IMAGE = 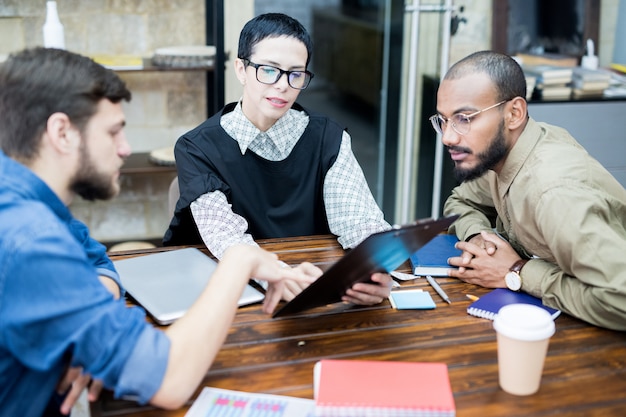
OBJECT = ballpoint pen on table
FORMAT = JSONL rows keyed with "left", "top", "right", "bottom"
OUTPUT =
{"left": 425, "top": 275, "right": 451, "bottom": 304}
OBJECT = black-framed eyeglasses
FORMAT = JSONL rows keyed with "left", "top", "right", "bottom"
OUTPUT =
{"left": 429, "top": 100, "right": 509, "bottom": 136}
{"left": 242, "top": 58, "right": 314, "bottom": 90}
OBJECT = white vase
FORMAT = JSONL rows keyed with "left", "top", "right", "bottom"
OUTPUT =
{"left": 43, "top": 1, "right": 65, "bottom": 49}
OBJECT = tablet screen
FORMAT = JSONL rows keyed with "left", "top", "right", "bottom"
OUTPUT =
{"left": 272, "top": 215, "right": 459, "bottom": 317}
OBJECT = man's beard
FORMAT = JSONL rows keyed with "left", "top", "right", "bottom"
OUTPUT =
{"left": 451, "top": 121, "right": 507, "bottom": 182}
{"left": 70, "top": 142, "right": 118, "bottom": 201}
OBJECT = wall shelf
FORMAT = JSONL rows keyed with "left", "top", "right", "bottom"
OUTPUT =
{"left": 120, "top": 152, "right": 176, "bottom": 175}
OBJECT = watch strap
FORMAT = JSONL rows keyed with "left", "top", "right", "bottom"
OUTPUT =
{"left": 510, "top": 259, "right": 529, "bottom": 274}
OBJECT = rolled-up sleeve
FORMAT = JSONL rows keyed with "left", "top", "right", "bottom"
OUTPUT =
{"left": 114, "top": 326, "right": 170, "bottom": 403}
{"left": 1, "top": 215, "right": 170, "bottom": 404}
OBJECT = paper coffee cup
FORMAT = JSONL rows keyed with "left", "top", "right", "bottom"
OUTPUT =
{"left": 493, "top": 303, "right": 555, "bottom": 396}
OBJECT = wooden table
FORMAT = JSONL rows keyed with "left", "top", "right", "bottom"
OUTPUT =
{"left": 93, "top": 235, "right": 626, "bottom": 417}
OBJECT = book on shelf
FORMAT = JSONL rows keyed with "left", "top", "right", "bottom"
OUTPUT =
{"left": 408, "top": 234, "right": 461, "bottom": 277}
{"left": 604, "top": 68, "right": 626, "bottom": 97}
{"left": 603, "top": 86, "right": 626, "bottom": 98}
{"left": 524, "top": 65, "right": 574, "bottom": 85}
{"left": 515, "top": 52, "right": 578, "bottom": 68}
{"left": 572, "top": 67, "right": 612, "bottom": 82}
{"left": 467, "top": 288, "right": 561, "bottom": 321}
{"left": 607, "top": 67, "right": 626, "bottom": 86}
{"left": 572, "top": 88, "right": 605, "bottom": 98}
{"left": 90, "top": 54, "right": 146, "bottom": 70}
{"left": 571, "top": 67, "right": 611, "bottom": 93}
{"left": 314, "top": 359, "right": 456, "bottom": 417}
{"left": 536, "top": 85, "right": 572, "bottom": 100}
{"left": 572, "top": 79, "right": 610, "bottom": 91}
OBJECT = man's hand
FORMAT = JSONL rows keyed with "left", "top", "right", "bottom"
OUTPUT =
{"left": 456, "top": 233, "right": 498, "bottom": 273}
{"left": 342, "top": 272, "right": 392, "bottom": 305}
{"left": 272, "top": 262, "right": 322, "bottom": 301}
{"left": 56, "top": 367, "right": 103, "bottom": 415}
{"left": 264, "top": 262, "right": 321, "bottom": 312}
{"left": 268, "top": 264, "right": 392, "bottom": 307}
{"left": 447, "top": 231, "right": 521, "bottom": 288}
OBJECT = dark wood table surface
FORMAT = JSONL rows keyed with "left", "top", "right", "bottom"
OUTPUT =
{"left": 93, "top": 235, "right": 626, "bottom": 417}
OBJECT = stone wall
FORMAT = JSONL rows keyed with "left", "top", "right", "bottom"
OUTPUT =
{"left": 0, "top": 0, "right": 208, "bottom": 245}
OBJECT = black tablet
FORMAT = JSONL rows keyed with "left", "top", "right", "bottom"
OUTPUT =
{"left": 272, "top": 215, "right": 459, "bottom": 317}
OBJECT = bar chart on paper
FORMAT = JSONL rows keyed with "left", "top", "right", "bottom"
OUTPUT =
{"left": 185, "top": 387, "right": 316, "bottom": 417}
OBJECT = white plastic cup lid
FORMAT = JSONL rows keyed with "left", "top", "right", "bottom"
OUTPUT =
{"left": 493, "top": 304, "right": 555, "bottom": 341}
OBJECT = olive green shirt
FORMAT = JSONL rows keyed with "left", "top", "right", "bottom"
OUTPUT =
{"left": 444, "top": 118, "right": 626, "bottom": 331}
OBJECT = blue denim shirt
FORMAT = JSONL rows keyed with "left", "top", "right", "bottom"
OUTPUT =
{"left": 0, "top": 152, "right": 170, "bottom": 416}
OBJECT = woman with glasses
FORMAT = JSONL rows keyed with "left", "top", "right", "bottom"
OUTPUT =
{"left": 165, "top": 13, "right": 392, "bottom": 306}
{"left": 438, "top": 51, "right": 626, "bottom": 331}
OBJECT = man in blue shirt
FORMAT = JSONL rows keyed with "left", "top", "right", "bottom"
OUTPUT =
{"left": 0, "top": 47, "right": 311, "bottom": 417}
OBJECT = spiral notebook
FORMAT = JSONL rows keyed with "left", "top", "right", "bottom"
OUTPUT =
{"left": 467, "top": 288, "right": 561, "bottom": 320}
{"left": 314, "top": 359, "right": 455, "bottom": 417}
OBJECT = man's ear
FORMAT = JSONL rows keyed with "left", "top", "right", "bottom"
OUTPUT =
{"left": 45, "top": 112, "right": 79, "bottom": 154}
{"left": 506, "top": 97, "right": 528, "bottom": 130}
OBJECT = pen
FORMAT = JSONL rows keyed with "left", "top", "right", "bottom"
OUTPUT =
{"left": 390, "top": 270, "right": 416, "bottom": 281}
{"left": 426, "top": 275, "right": 451, "bottom": 304}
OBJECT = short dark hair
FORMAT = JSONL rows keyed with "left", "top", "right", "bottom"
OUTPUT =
{"left": 444, "top": 51, "right": 527, "bottom": 102}
{"left": 0, "top": 47, "right": 131, "bottom": 162}
{"left": 237, "top": 13, "right": 313, "bottom": 67}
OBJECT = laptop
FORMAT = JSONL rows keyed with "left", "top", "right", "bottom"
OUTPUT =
{"left": 272, "top": 215, "right": 459, "bottom": 318}
{"left": 114, "top": 248, "right": 265, "bottom": 325}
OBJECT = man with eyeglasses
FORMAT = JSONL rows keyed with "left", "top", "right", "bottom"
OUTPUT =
{"left": 165, "top": 13, "right": 392, "bottom": 305}
{"left": 435, "top": 50, "right": 626, "bottom": 331}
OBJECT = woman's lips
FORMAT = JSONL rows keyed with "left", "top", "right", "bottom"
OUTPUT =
{"left": 267, "top": 97, "right": 288, "bottom": 108}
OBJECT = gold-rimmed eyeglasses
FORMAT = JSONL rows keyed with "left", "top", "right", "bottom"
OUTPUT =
{"left": 242, "top": 58, "right": 314, "bottom": 90}
{"left": 429, "top": 100, "right": 509, "bottom": 136}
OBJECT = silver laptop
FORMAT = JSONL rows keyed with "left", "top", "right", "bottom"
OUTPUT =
{"left": 114, "top": 248, "right": 265, "bottom": 325}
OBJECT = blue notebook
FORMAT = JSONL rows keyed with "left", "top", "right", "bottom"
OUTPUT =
{"left": 467, "top": 288, "right": 561, "bottom": 320}
{"left": 409, "top": 234, "right": 462, "bottom": 277}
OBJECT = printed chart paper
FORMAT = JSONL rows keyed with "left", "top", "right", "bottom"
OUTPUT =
{"left": 185, "top": 386, "right": 315, "bottom": 417}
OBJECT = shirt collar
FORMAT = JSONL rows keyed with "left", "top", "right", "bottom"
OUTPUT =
{"left": 266, "top": 108, "right": 302, "bottom": 154}
{"left": 496, "top": 117, "right": 542, "bottom": 197}
{"left": 0, "top": 150, "right": 74, "bottom": 222}
{"left": 220, "top": 101, "right": 260, "bottom": 154}
{"left": 221, "top": 100, "right": 308, "bottom": 156}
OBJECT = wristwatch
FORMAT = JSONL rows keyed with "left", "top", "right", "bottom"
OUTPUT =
{"left": 504, "top": 259, "right": 528, "bottom": 291}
